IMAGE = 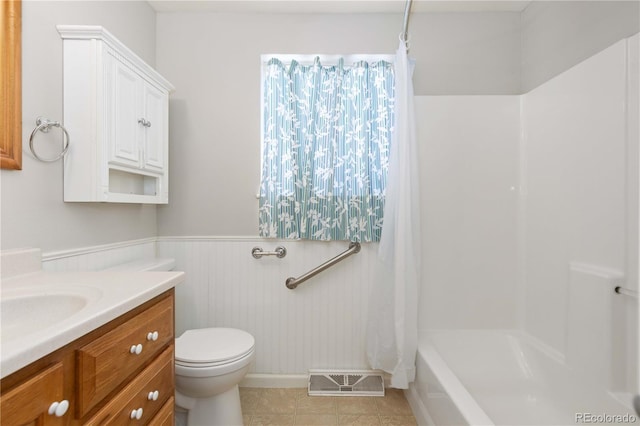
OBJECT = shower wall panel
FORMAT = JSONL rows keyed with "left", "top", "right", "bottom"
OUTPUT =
{"left": 522, "top": 39, "right": 628, "bottom": 354}
{"left": 415, "top": 96, "right": 521, "bottom": 331}
{"left": 522, "top": 34, "right": 638, "bottom": 393}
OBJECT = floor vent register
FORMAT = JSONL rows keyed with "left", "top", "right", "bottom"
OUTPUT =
{"left": 308, "top": 370, "right": 385, "bottom": 396}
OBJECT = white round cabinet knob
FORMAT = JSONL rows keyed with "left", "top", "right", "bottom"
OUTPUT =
{"left": 147, "top": 390, "right": 159, "bottom": 401}
{"left": 146, "top": 331, "right": 159, "bottom": 341}
{"left": 48, "top": 400, "right": 69, "bottom": 417}
{"left": 129, "top": 343, "right": 143, "bottom": 355}
{"left": 130, "top": 407, "right": 143, "bottom": 420}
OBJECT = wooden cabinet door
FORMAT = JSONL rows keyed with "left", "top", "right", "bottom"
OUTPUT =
{"left": 150, "top": 397, "right": 175, "bottom": 426}
{"left": 0, "top": 363, "right": 67, "bottom": 426}
{"left": 142, "top": 81, "right": 167, "bottom": 173}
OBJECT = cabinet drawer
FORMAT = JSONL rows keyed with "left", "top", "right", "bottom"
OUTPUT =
{"left": 0, "top": 363, "right": 66, "bottom": 426}
{"left": 149, "top": 396, "right": 174, "bottom": 426}
{"left": 77, "top": 296, "right": 173, "bottom": 416}
{"left": 85, "top": 346, "right": 174, "bottom": 425}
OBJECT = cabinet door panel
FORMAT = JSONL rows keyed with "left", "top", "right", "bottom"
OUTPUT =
{"left": 151, "top": 396, "right": 175, "bottom": 425}
{"left": 110, "top": 58, "right": 141, "bottom": 168}
{"left": 0, "top": 363, "right": 66, "bottom": 426}
{"left": 143, "top": 82, "right": 166, "bottom": 172}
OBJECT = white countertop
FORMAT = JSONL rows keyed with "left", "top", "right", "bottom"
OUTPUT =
{"left": 1, "top": 269, "right": 184, "bottom": 378}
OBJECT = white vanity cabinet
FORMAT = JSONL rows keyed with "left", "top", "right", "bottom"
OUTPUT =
{"left": 58, "top": 25, "right": 174, "bottom": 204}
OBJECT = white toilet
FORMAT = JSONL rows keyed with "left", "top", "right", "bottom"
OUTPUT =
{"left": 105, "top": 258, "right": 255, "bottom": 426}
{"left": 175, "top": 327, "right": 255, "bottom": 426}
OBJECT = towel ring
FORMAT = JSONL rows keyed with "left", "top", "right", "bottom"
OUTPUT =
{"left": 29, "top": 117, "right": 70, "bottom": 162}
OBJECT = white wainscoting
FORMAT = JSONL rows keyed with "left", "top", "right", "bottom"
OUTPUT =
{"left": 157, "top": 237, "right": 378, "bottom": 375}
{"left": 38, "top": 236, "right": 378, "bottom": 375}
{"left": 41, "top": 238, "right": 156, "bottom": 272}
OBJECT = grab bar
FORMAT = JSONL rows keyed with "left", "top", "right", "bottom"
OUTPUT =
{"left": 252, "top": 246, "right": 287, "bottom": 259}
{"left": 286, "top": 242, "right": 361, "bottom": 289}
{"left": 614, "top": 286, "right": 639, "bottom": 298}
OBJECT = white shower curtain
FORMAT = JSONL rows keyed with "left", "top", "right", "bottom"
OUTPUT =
{"left": 366, "top": 40, "right": 421, "bottom": 389}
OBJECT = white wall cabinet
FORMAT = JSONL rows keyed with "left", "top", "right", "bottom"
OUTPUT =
{"left": 58, "top": 25, "right": 174, "bottom": 204}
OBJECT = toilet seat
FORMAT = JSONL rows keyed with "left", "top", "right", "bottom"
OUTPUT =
{"left": 175, "top": 348, "right": 255, "bottom": 373}
{"left": 176, "top": 327, "right": 255, "bottom": 368}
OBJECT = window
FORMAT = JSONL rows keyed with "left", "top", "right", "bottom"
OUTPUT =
{"left": 259, "top": 55, "right": 395, "bottom": 242}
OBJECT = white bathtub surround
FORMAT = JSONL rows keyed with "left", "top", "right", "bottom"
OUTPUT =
{"left": 522, "top": 37, "right": 628, "bottom": 353}
{"left": 566, "top": 263, "right": 625, "bottom": 390}
{"left": 408, "top": 32, "right": 640, "bottom": 425}
{"left": 367, "top": 40, "right": 422, "bottom": 390}
{"left": 408, "top": 330, "right": 636, "bottom": 426}
{"left": 625, "top": 32, "right": 640, "bottom": 399}
{"left": 521, "top": 33, "right": 639, "bottom": 393}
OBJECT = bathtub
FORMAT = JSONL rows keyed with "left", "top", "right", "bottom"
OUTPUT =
{"left": 406, "top": 330, "right": 636, "bottom": 425}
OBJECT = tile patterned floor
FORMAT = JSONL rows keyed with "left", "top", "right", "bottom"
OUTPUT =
{"left": 239, "top": 388, "right": 417, "bottom": 426}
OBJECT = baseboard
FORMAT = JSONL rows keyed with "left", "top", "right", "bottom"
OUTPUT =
{"left": 240, "top": 373, "right": 308, "bottom": 388}
{"left": 239, "top": 372, "right": 395, "bottom": 389}
{"left": 405, "top": 384, "right": 434, "bottom": 426}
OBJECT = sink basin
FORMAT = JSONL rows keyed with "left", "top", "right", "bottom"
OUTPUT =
{"left": 1, "top": 286, "right": 102, "bottom": 341}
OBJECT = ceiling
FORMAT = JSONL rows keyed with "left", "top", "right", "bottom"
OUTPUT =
{"left": 148, "top": 0, "right": 533, "bottom": 14}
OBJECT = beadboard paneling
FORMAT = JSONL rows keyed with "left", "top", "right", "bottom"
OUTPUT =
{"left": 157, "top": 238, "right": 378, "bottom": 375}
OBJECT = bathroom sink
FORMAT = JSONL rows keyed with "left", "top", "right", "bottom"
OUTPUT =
{"left": 1, "top": 286, "right": 102, "bottom": 341}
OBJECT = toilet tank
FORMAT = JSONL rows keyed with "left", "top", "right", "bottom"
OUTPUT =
{"left": 103, "top": 258, "right": 176, "bottom": 272}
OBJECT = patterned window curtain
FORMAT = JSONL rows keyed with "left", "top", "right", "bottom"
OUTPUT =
{"left": 259, "top": 57, "right": 395, "bottom": 242}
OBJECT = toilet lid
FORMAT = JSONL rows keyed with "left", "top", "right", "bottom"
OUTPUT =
{"left": 175, "top": 327, "right": 255, "bottom": 364}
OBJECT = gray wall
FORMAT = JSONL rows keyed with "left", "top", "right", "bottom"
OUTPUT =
{"left": 408, "top": 12, "right": 522, "bottom": 95}
{"left": 155, "top": 11, "right": 522, "bottom": 237}
{"left": 0, "top": 1, "right": 158, "bottom": 252}
{"left": 2, "top": 1, "right": 638, "bottom": 251}
{"left": 521, "top": 1, "right": 640, "bottom": 92}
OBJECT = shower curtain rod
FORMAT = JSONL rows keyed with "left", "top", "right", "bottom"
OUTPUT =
{"left": 401, "top": 0, "right": 413, "bottom": 50}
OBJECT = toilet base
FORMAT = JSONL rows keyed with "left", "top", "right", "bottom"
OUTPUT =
{"left": 183, "top": 384, "right": 243, "bottom": 426}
